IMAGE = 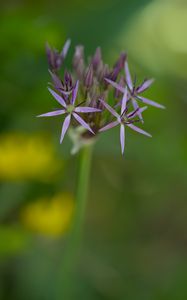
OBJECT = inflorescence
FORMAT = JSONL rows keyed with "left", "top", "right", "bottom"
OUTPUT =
{"left": 37, "top": 39, "right": 165, "bottom": 155}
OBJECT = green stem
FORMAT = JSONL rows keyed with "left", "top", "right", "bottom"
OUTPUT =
{"left": 57, "top": 145, "right": 93, "bottom": 299}
{"left": 71, "top": 144, "right": 93, "bottom": 246}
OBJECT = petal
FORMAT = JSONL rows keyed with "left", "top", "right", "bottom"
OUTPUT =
{"left": 49, "top": 70, "right": 63, "bottom": 89}
{"left": 99, "top": 99, "right": 119, "bottom": 119}
{"left": 60, "top": 39, "right": 71, "bottom": 58}
{"left": 127, "top": 106, "right": 147, "bottom": 119}
{"left": 104, "top": 78, "right": 125, "bottom": 93}
{"left": 120, "top": 124, "right": 125, "bottom": 155}
{"left": 37, "top": 109, "right": 66, "bottom": 117}
{"left": 99, "top": 120, "right": 119, "bottom": 132}
{"left": 127, "top": 123, "right": 152, "bottom": 137}
{"left": 125, "top": 62, "right": 133, "bottom": 91}
{"left": 60, "top": 114, "right": 71, "bottom": 143}
{"left": 136, "top": 78, "right": 154, "bottom": 93}
{"left": 73, "top": 113, "right": 94, "bottom": 134}
{"left": 48, "top": 87, "right": 67, "bottom": 108}
{"left": 46, "top": 43, "right": 53, "bottom": 67}
{"left": 132, "top": 99, "right": 144, "bottom": 123}
{"left": 137, "top": 96, "right": 165, "bottom": 109}
{"left": 71, "top": 81, "right": 79, "bottom": 105}
{"left": 121, "top": 87, "right": 128, "bottom": 115}
{"left": 74, "top": 107, "right": 101, "bottom": 113}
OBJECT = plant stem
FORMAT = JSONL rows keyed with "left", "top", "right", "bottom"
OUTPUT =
{"left": 57, "top": 144, "right": 93, "bottom": 299}
{"left": 72, "top": 144, "right": 93, "bottom": 247}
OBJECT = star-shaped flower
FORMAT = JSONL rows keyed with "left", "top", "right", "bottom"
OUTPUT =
{"left": 105, "top": 61, "right": 165, "bottom": 122}
{"left": 99, "top": 88, "right": 151, "bottom": 154}
{"left": 37, "top": 81, "right": 101, "bottom": 143}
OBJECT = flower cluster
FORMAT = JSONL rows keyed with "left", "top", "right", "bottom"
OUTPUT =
{"left": 38, "top": 39, "right": 165, "bottom": 155}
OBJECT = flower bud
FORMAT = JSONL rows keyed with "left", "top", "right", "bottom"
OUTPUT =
{"left": 84, "top": 64, "right": 94, "bottom": 88}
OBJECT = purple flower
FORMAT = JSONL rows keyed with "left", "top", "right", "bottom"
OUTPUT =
{"left": 37, "top": 81, "right": 101, "bottom": 143}
{"left": 39, "top": 40, "right": 165, "bottom": 155}
{"left": 46, "top": 39, "right": 71, "bottom": 71}
{"left": 105, "top": 61, "right": 165, "bottom": 122}
{"left": 99, "top": 88, "right": 151, "bottom": 154}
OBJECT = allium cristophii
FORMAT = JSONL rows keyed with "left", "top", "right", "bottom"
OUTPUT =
{"left": 38, "top": 39, "right": 165, "bottom": 155}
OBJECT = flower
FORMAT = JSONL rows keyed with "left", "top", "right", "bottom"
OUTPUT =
{"left": 37, "top": 39, "right": 165, "bottom": 156}
{"left": 37, "top": 81, "right": 101, "bottom": 143}
{"left": 99, "top": 88, "right": 151, "bottom": 154}
{"left": 105, "top": 61, "right": 165, "bottom": 122}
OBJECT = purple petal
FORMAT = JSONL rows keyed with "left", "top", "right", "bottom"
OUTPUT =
{"left": 46, "top": 43, "right": 53, "bottom": 68}
{"left": 99, "top": 120, "right": 119, "bottom": 132}
{"left": 73, "top": 113, "right": 94, "bottom": 135}
{"left": 37, "top": 109, "right": 66, "bottom": 117}
{"left": 127, "top": 106, "right": 147, "bottom": 119}
{"left": 114, "top": 52, "right": 127, "bottom": 71}
{"left": 125, "top": 62, "right": 133, "bottom": 91}
{"left": 71, "top": 81, "right": 79, "bottom": 105}
{"left": 60, "top": 114, "right": 71, "bottom": 143}
{"left": 48, "top": 88, "right": 67, "bottom": 108}
{"left": 137, "top": 96, "right": 165, "bottom": 109}
{"left": 49, "top": 70, "right": 63, "bottom": 90}
{"left": 74, "top": 107, "right": 101, "bottom": 113}
{"left": 136, "top": 79, "right": 154, "bottom": 93}
{"left": 127, "top": 123, "right": 152, "bottom": 137}
{"left": 99, "top": 99, "right": 119, "bottom": 119}
{"left": 60, "top": 39, "right": 71, "bottom": 58}
{"left": 115, "top": 76, "right": 125, "bottom": 98}
{"left": 121, "top": 87, "right": 128, "bottom": 115}
{"left": 132, "top": 99, "right": 144, "bottom": 123}
{"left": 120, "top": 124, "right": 125, "bottom": 155}
{"left": 104, "top": 78, "right": 125, "bottom": 93}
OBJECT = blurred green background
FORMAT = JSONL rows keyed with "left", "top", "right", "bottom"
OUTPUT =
{"left": 0, "top": 0, "right": 187, "bottom": 299}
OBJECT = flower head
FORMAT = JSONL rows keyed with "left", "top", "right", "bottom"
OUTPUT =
{"left": 37, "top": 39, "right": 165, "bottom": 155}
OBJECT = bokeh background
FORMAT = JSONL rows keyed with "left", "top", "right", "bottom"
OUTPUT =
{"left": 1, "top": 0, "right": 187, "bottom": 299}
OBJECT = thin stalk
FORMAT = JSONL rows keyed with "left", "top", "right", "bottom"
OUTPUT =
{"left": 57, "top": 144, "right": 93, "bottom": 299}
{"left": 71, "top": 144, "right": 93, "bottom": 246}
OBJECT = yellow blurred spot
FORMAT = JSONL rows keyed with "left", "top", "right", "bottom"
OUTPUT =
{"left": 0, "top": 133, "right": 61, "bottom": 181}
{"left": 21, "top": 193, "right": 74, "bottom": 237}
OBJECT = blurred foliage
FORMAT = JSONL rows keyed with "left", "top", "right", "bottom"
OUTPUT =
{"left": 0, "top": 0, "right": 187, "bottom": 299}
{"left": 0, "top": 226, "right": 30, "bottom": 257}
{"left": 120, "top": 0, "right": 187, "bottom": 79}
